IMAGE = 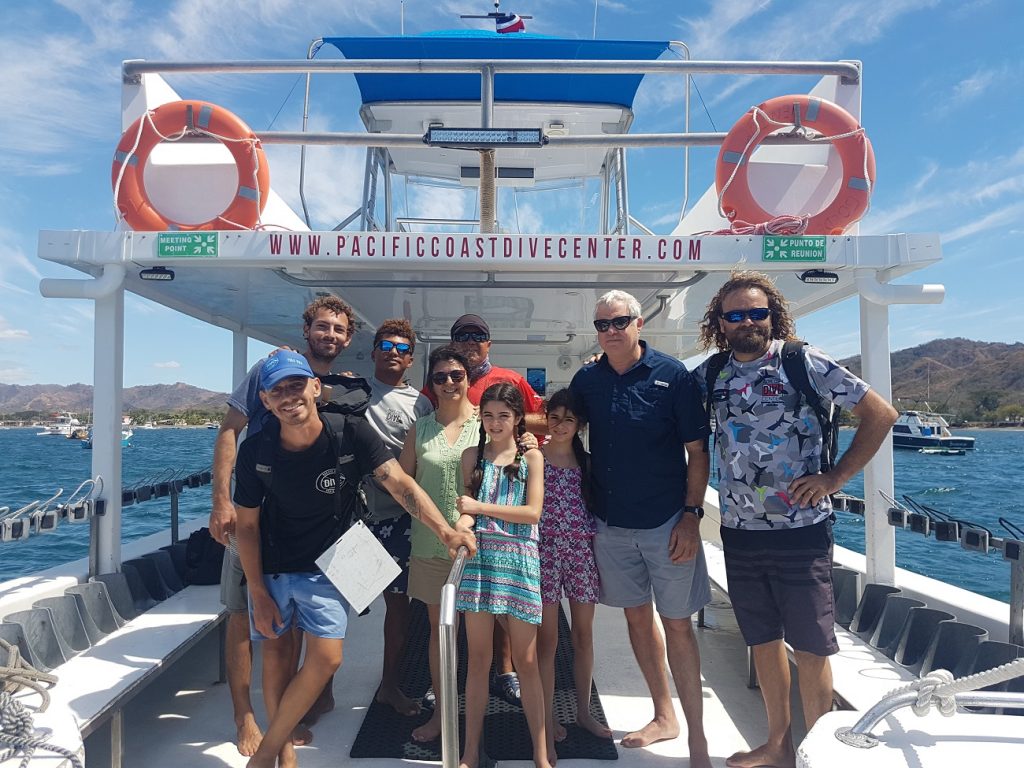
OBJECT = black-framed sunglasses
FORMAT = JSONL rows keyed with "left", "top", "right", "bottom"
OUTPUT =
{"left": 593, "top": 315, "right": 636, "bottom": 333}
{"left": 721, "top": 307, "right": 771, "bottom": 324}
{"left": 452, "top": 331, "right": 490, "bottom": 343}
{"left": 376, "top": 340, "right": 412, "bottom": 354}
{"left": 431, "top": 369, "right": 468, "bottom": 385}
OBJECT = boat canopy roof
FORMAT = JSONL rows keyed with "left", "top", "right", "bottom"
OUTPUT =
{"left": 321, "top": 32, "right": 670, "bottom": 107}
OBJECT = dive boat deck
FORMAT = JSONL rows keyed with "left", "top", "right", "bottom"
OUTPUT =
{"left": 84, "top": 583, "right": 794, "bottom": 768}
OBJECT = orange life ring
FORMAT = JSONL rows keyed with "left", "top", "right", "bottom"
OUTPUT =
{"left": 111, "top": 100, "right": 270, "bottom": 231}
{"left": 715, "top": 95, "right": 875, "bottom": 235}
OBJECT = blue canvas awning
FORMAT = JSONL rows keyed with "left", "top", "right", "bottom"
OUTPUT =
{"left": 322, "top": 32, "right": 670, "bottom": 108}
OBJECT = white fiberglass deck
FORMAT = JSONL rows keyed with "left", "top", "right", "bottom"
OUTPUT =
{"left": 91, "top": 585, "right": 794, "bottom": 768}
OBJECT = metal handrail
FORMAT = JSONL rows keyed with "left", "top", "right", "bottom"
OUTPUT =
{"left": 439, "top": 546, "right": 469, "bottom": 768}
{"left": 123, "top": 58, "right": 861, "bottom": 80}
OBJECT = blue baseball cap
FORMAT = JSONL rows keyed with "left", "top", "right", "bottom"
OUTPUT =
{"left": 260, "top": 350, "right": 316, "bottom": 391}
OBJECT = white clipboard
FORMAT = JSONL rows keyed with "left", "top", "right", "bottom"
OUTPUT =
{"left": 315, "top": 520, "right": 401, "bottom": 614}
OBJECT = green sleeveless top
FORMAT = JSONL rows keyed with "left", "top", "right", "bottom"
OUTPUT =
{"left": 411, "top": 413, "right": 481, "bottom": 559}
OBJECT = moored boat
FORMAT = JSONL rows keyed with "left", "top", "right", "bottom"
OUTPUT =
{"left": 35, "top": 412, "right": 82, "bottom": 437}
{"left": 893, "top": 410, "right": 976, "bottom": 450}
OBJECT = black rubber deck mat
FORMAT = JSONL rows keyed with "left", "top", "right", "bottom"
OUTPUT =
{"left": 349, "top": 599, "right": 618, "bottom": 760}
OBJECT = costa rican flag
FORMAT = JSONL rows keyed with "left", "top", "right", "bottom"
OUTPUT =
{"left": 495, "top": 13, "right": 526, "bottom": 33}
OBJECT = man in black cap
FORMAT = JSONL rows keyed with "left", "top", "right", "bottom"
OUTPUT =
{"left": 431, "top": 313, "right": 545, "bottom": 433}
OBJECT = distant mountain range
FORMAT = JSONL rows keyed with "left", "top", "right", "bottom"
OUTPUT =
{"left": 0, "top": 382, "right": 227, "bottom": 414}
{"left": 0, "top": 338, "right": 1020, "bottom": 418}
{"left": 840, "top": 337, "right": 1024, "bottom": 419}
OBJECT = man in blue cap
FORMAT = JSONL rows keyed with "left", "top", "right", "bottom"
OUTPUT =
{"left": 211, "top": 295, "right": 354, "bottom": 754}
{"left": 234, "top": 350, "right": 476, "bottom": 768}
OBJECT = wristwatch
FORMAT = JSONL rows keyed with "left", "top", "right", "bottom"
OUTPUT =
{"left": 683, "top": 505, "right": 705, "bottom": 519}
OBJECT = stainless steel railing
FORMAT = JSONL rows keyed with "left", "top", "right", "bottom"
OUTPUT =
{"left": 439, "top": 545, "right": 469, "bottom": 768}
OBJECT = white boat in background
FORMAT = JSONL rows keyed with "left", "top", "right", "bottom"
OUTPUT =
{"left": 5, "top": 5, "right": 1021, "bottom": 767}
{"left": 35, "top": 411, "right": 81, "bottom": 437}
{"left": 893, "top": 410, "right": 976, "bottom": 450}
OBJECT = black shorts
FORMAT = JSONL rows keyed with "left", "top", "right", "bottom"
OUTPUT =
{"left": 721, "top": 520, "right": 838, "bottom": 656}
{"left": 366, "top": 515, "right": 412, "bottom": 595}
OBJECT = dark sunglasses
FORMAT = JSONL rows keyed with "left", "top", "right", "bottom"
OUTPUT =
{"left": 452, "top": 331, "right": 490, "bottom": 343}
{"left": 593, "top": 315, "right": 636, "bottom": 333}
{"left": 376, "top": 340, "right": 412, "bottom": 354}
{"left": 721, "top": 307, "right": 771, "bottom": 323}
{"left": 431, "top": 369, "right": 467, "bottom": 385}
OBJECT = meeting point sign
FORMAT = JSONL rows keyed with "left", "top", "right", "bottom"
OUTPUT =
{"left": 264, "top": 232, "right": 705, "bottom": 263}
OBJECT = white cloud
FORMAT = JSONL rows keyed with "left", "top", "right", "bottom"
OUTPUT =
{"left": 0, "top": 315, "right": 30, "bottom": 341}
{"left": 942, "top": 201, "right": 1024, "bottom": 244}
{"left": 0, "top": 362, "right": 33, "bottom": 383}
{"left": 153, "top": 360, "right": 181, "bottom": 369}
{"left": 864, "top": 144, "right": 1024, "bottom": 237}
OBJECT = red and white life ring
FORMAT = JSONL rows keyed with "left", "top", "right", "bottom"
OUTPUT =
{"left": 111, "top": 100, "right": 270, "bottom": 231}
{"left": 715, "top": 95, "right": 876, "bottom": 235}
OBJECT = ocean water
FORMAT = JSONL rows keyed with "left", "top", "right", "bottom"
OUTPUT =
{"left": 1, "top": 426, "right": 1020, "bottom": 602}
{"left": 0, "top": 427, "right": 216, "bottom": 582}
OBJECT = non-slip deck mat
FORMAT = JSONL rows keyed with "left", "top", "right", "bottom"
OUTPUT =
{"left": 349, "top": 599, "right": 618, "bottom": 760}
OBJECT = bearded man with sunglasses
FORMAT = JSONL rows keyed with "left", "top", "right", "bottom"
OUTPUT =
{"left": 362, "top": 319, "right": 435, "bottom": 717}
{"left": 569, "top": 290, "right": 713, "bottom": 766}
{"left": 695, "top": 271, "right": 896, "bottom": 768}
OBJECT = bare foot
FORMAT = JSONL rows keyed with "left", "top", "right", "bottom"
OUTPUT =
{"left": 726, "top": 741, "right": 796, "bottom": 768}
{"left": 235, "top": 714, "right": 263, "bottom": 756}
{"left": 576, "top": 711, "right": 612, "bottom": 740}
{"left": 687, "top": 738, "right": 713, "bottom": 768}
{"left": 412, "top": 713, "right": 442, "bottom": 743}
{"left": 301, "top": 685, "right": 336, "bottom": 726}
{"left": 458, "top": 753, "right": 479, "bottom": 768}
{"left": 377, "top": 685, "right": 422, "bottom": 717}
{"left": 554, "top": 722, "right": 567, "bottom": 742}
{"left": 620, "top": 716, "right": 679, "bottom": 748}
{"left": 277, "top": 742, "right": 298, "bottom": 768}
{"left": 291, "top": 723, "right": 313, "bottom": 746}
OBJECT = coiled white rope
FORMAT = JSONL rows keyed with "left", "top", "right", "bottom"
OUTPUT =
{"left": 884, "top": 656, "right": 1024, "bottom": 718}
{"left": 0, "top": 639, "right": 82, "bottom": 768}
{"left": 715, "top": 104, "right": 872, "bottom": 233}
{"left": 112, "top": 107, "right": 265, "bottom": 231}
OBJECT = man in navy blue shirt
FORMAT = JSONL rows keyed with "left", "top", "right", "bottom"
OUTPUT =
{"left": 570, "top": 289, "right": 712, "bottom": 767}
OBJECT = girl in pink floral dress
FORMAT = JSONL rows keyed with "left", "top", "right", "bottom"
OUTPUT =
{"left": 537, "top": 388, "right": 611, "bottom": 752}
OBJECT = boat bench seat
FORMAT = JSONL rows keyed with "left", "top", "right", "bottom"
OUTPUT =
{"left": 700, "top": 541, "right": 917, "bottom": 710}
{"left": 47, "top": 583, "right": 226, "bottom": 767}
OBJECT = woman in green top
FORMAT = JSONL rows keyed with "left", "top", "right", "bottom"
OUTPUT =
{"left": 400, "top": 345, "right": 479, "bottom": 743}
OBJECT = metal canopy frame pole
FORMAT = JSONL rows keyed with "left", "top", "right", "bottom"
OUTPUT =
{"left": 859, "top": 294, "right": 896, "bottom": 586}
{"left": 856, "top": 268, "right": 945, "bottom": 587}
{"left": 93, "top": 285, "right": 126, "bottom": 575}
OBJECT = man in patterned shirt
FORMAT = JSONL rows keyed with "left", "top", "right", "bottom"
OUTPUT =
{"left": 695, "top": 271, "right": 897, "bottom": 768}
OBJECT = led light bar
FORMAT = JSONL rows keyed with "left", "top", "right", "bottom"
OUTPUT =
{"left": 424, "top": 127, "right": 545, "bottom": 148}
{"left": 798, "top": 269, "right": 840, "bottom": 284}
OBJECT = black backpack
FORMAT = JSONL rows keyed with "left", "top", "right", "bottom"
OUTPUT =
{"left": 254, "top": 381, "right": 372, "bottom": 571}
{"left": 184, "top": 527, "right": 225, "bottom": 585}
{"left": 703, "top": 340, "right": 841, "bottom": 472}
{"left": 319, "top": 373, "right": 372, "bottom": 417}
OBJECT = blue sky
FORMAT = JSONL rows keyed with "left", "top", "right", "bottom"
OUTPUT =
{"left": 1, "top": 0, "right": 1021, "bottom": 393}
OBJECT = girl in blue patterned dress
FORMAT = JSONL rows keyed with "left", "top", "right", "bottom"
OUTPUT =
{"left": 455, "top": 383, "right": 549, "bottom": 768}
{"left": 536, "top": 389, "right": 611, "bottom": 752}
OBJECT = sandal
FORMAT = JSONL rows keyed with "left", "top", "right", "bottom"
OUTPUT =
{"left": 490, "top": 672, "right": 521, "bottom": 706}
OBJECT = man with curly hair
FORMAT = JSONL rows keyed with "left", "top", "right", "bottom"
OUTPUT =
{"left": 362, "top": 318, "right": 434, "bottom": 716}
{"left": 695, "top": 271, "right": 896, "bottom": 768}
{"left": 210, "top": 295, "right": 356, "bottom": 755}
